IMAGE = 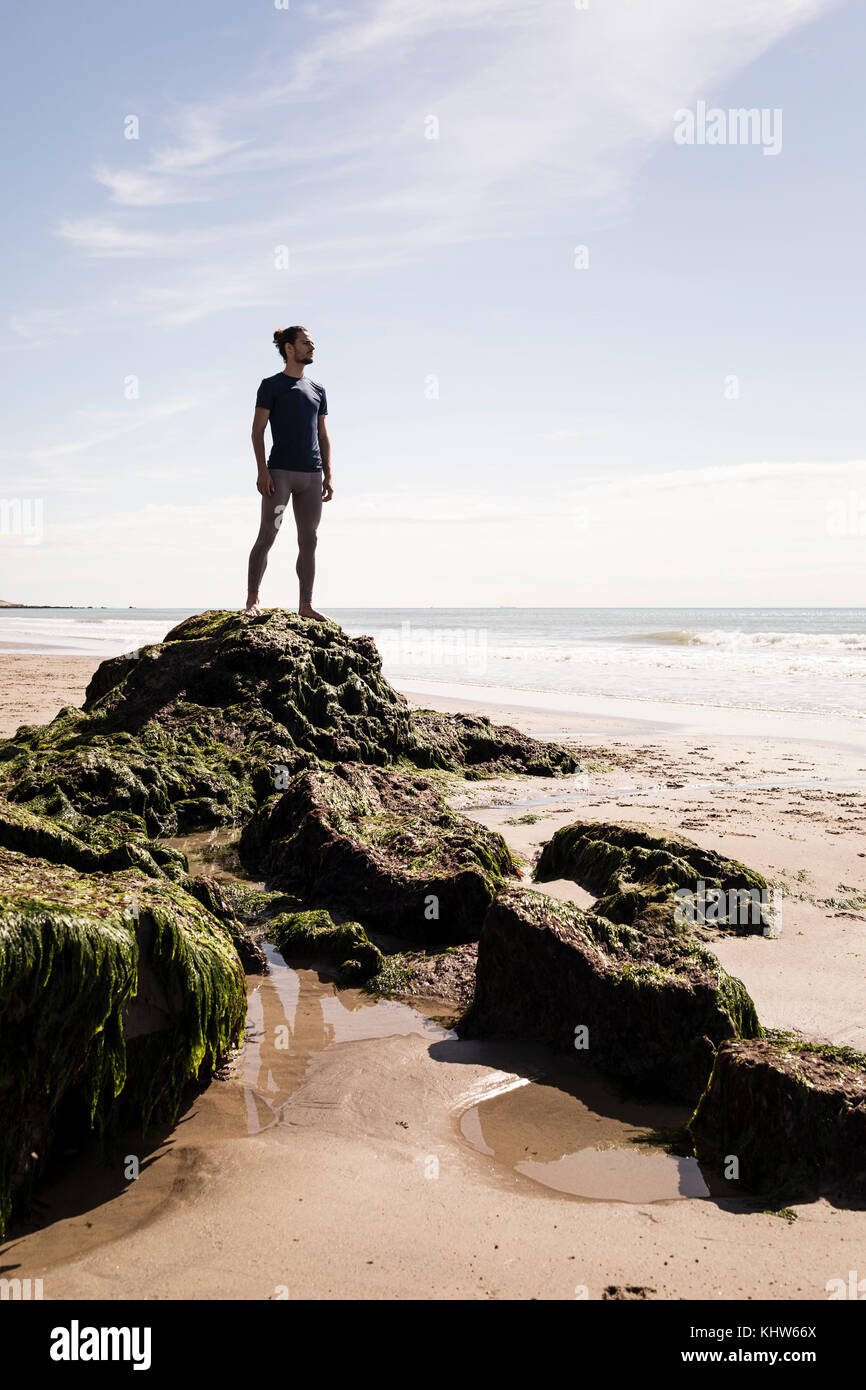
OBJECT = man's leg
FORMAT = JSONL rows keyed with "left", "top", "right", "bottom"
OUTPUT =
{"left": 245, "top": 470, "right": 292, "bottom": 615}
{"left": 292, "top": 471, "right": 325, "bottom": 619}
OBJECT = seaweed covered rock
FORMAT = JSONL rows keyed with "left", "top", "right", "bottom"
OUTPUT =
{"left": 0, "top": 610, "right": 578, "bottom": 840}
{"left": 239, "top": 763, "right": 520, "bottom": 944}
{"left": 268, "top": 908, "right": 383, "bottom": 982}
{"left": 0, "top": 794, "right": 187, "bottom": 882}
{"left": 535, "top": 819, "right": 776, "bottom": 936}
{"left": 0, "top": 796, "right": 263, "bottom": 971}
{"left": 409, "top": 710, "right": 578, "bottom": 777}
{"left": 183, "top": 874, "right": 268, "bottom": 974}
{"left": 689, "top": 1038, "right": 866, "bottom": 1197}
{"left": 458, "top": 886, "right": 761, "bottom": 1102}
{"left": 0, "top": 846, "right": 247, "bottom": 1233}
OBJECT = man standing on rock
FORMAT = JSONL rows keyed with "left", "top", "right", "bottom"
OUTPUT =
{"left": 245, "top": 325, "right": 333, "bottom": 620}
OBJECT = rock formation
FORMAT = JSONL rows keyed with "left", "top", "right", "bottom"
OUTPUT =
{"left": 0, "top": 845, "right": 246, "bottom": 1232}
{"left": 458, "top": 885, "right": 761, "bottom": 1103}
{"left": 240, "top": 762, "right": 520, "bottom": 944}
{"left": 689, "top": 1037, "right": 866, "bottom": 1197}
{"left": 2, "top": 606, "right": 854, "bottom": 1217}
{"left": 535, "top": 819, "right": 775, "bottom": 935}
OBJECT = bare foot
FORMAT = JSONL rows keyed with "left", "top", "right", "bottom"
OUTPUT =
{"left": 299, "top": 602, "right": 328, "bottom": 621}
{"left": 244, "top": 598, "right": 262, "bottom": 617}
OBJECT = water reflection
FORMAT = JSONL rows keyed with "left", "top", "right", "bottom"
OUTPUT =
{"left": 241, "top": 945, "right": 454, "bottom": 1133}
{"left": 458, "top": 1070, "right": 716, "bottom": 1203}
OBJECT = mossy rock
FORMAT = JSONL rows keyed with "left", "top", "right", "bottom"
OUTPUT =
{"left": 458, "top": 886, "right": 762, "bottom": 1103}
{"left": 407, "top": 709, "right": 579, "bottom": 777}
{"left": 361, "top": 952, "right": 417, "bottom": 998}
{"left": 220, "top": 885, "right": 304, "bottom": 923}
{"left": 688, "top": 1037, "right": 866, "bottom": 1198}
{"left": 0, "top": 611, "right": 579, "bottom": 841}
{"left": 534, "top": 820, "right": 775, "bottom": 936}
{"left": 183, "top": 875, "right": 267, "bottom": 974}
{"left": 239, "top": 763, "right": 521, "bottom": 944}
{"left": 0, "top": 846, "right": 247, "bottom": 1234}
{"left": 0, "top": 794, "right": 187, "bottom": 882}
{"left": 268, "top": 908, "right": 383, "bottom": 982}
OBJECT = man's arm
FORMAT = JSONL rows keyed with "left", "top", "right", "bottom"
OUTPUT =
{"left": 318, "top": 414, "right": 333, "bottom": 502}
{"left": 252, "top": 407, "right": 274, "bottom": 497}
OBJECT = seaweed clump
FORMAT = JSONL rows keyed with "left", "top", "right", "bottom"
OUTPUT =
{"left": 267, "top": 908, "right": 383, "bottom": 983}
{"left": 0, "top": 845, "right": 246, "bottom": 1234}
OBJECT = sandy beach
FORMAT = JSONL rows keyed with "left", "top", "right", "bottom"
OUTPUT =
{"left": 2, "top": 654, "right": 864, "bottom": 1300}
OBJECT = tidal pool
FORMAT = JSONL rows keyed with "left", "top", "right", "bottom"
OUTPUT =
{"left": 456, "top": 1067, "right": 727, "bottom": 1203}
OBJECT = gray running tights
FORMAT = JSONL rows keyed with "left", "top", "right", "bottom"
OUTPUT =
{"left": 247, "top": 469, "right": 323, "bottom": 604}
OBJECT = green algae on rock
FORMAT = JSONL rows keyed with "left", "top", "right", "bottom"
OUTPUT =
{"left": 0, "top": 793, "right": 188, "bottom": 882}
{"left": 182, "top": 873, "right": 268, "bottom": 975}
{"left": 268, "top": 908, "right": 383, "bottom": 982}
{"left": 0, "top": 610, "right": 578, "bottom": 841}
{"left": 458, "top": 886, "right": 762, "bottom": 1103}
{"left": 0, "top": 846, "right": 247, "bottom": 1234}
{"left": 688, "top": 1036, "right": 866, "bottom": 1198}
{"left": 0, "top": 794, "right": 264, "bottom": 972}
{"left": 240, "top": 762, "right": 521, "bottom": 944}
{"left": 408, "top": 709, "right": 579, "bottom": 777}
{"left": 534, "top": 819, "right": 776, "bottom": 936}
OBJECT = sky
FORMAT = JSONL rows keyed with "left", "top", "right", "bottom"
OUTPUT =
{"left": 0, "top": 0, "right": 864, "bottom": 608}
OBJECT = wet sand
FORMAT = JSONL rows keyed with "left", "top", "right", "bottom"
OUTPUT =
{"left": 1, "top": 656, "right": 865, "bottom": 1299}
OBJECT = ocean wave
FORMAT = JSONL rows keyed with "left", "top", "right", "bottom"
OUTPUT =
{"left": 631, "top": 630, "right": 696, "bottom": 645}
{"left": 636, "top": 629, "right": 866, "bottom": 652}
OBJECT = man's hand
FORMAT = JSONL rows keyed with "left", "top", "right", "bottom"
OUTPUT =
{"left": 257, "top": 470, "right": 275, "bottom": 498}
{"left": 322, "top": 475, "right": 334, "bottom": 502}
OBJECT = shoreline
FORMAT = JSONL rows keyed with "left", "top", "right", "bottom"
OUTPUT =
{"left": 1, "top": 652, "right": 864, "bottom": 748}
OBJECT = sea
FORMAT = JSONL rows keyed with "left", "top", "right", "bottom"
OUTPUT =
{"left": 0, "top": 607, "right": 863, "bottom": 721}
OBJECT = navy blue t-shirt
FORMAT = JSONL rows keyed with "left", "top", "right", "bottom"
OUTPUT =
{"left": 255, "top": 373, "right": 328, "bottom": 472}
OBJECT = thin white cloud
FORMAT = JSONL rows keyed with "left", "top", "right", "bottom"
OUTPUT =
{"left": 7, "top": 307, "right": 82, "bottom": 344}
{"left": 0, "top": 398, "right": 200, "bottom": 476}
{"left": 58, "top": 220, "right": 181, "bottom": 258}
{"left": 149, "top": 111, "right": 249, "bottom": 173}
{"left": 94, "top": 167, "right": 214, "bottom": 209}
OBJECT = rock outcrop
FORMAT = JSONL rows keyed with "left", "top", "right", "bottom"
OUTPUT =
{"left": 535, "top": 819, "right": 776, "bottom": 935}
{"left": 408, "top": 709, "right": 580, "bottom": 777}
{"left": 689, "top": 1037, "right": 866, "bottom": 1197}
{"left": 458, "top": 886, "right": 761, "bottom": 1102}
{"left": 0, "top": 846, "right": 247, "bottom": 1232}
{"left": 267, "top": 908, "right": 384, "bottom": 983}
{"left": 0, "top": 793, "right": 188, "bottom": 881}
{"left": 240, "top": 762, "right": 521, "bottom": 944}
{"left": 11, "top": 608, "right": 849, "bottom": 1212}
{"left": 0, "top": 611, "right": 578, "bottom": 840}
